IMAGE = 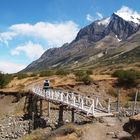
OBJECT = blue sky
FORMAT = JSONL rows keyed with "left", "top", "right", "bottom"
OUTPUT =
{"left": 0, "top": 0, "right": 140, "bottom": 73}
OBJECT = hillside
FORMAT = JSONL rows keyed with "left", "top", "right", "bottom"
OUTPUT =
{"left": 22, "top": 13, "right": 140, "bottom": 72}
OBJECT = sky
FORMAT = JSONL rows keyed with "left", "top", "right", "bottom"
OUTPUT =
{"left": 0, "top": 0, "right": 140, "bottom": 73}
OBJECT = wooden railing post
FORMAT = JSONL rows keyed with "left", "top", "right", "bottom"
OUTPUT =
{"left": 92, "top": 99, "right": 95, "bottom": 114}
{"left": 95, "top": 97, "right": 98, "bottom": 108}
{"left": 61, "top": 92, "right": 63, "bottom": 101}
{"left": 66, "top": 93, "right": 68, "bottom": 103}
{"left": 73, "top": 96, "right": 75, "bottom": 106}
{"left": 132, "top": 90, "right": 138, "bottom": 116}
{"left": 117, "top": 89, "right": 120, "bottom": 112}
{"left": 81, "top": 98, "right": 84, "bottom": 109}
{"left": 108, "top": 98, "right": 111, "bottom": 113}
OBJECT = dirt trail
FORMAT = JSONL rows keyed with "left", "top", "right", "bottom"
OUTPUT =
{"left": 82, "top": 117, "right": 130, "bottom": 140}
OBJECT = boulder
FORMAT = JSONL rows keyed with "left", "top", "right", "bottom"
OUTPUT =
{"left": 123, "top": 114, "right": 140, "bottom": 140}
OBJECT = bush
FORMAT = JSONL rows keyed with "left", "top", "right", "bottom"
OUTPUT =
{"left": 74, "top": 70, "right": 86, "bottom": 77}
{"left": 39, "top": 70, "right": 54, "bottom": 77}
{"left": 82, "top": 75, "right": 92, "bottom": 85}
{"left": 112, "top": 69, "right": 140, "bottom": 87}
{"left": 0, "top": 72, "right": 13, "bottom": 88}
{"left": 86, "top": 69, "right": 93, "bottom": 75}
{"left": 55, "top": 69, "right": 70, "bottom": 76}
{"left": 107, "top": 87, "right": 118, "bottom": 97}
{"left": 16, "top": 73, "right": 29, "bottom": 80}
{"left": 128, "top": 91, "right": 140, "bottom": 101}
{"left": 0, "top": 72, "right": 5, "bottom": 88}
{"left": 29, "top": 73, "right": 37, "bottom": 77}
{"left": 75, "top": 70, "right": 92, "bottom": 85}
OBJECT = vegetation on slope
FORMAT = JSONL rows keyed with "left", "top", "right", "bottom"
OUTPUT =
{"left": 0, "top": 72, "right": 13, "bottom": 88}
{"left": 112, "top": 69, "right": 140, "bottom": 87}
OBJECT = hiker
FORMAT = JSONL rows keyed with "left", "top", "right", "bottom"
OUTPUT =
{"left": 43, "top": 80, "right": 49, "bottom": 91}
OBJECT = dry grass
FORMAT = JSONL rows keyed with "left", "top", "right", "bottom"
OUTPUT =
{"left": 20, "top": 124, "right": 83, "bottom": 140}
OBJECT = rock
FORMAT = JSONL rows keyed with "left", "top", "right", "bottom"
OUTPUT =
{"left": 106, "top": 123, "right": 115, "bottom": 127}
{"left": 115, "top": 131, "right": 131, "bottom": 139}
{"left": 123, "top": 113, "right": 140, "bottom": 139}
{"left": 106, "top": 131, "right": 115, "bottom": 136}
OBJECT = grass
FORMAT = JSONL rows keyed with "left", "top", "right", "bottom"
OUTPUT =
{"left": 20, "top": 124, "right": 82, "bottom": 140}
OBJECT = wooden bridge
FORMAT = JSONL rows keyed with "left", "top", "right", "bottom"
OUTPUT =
{"left": 32, "top": 86, "right": 114, "bottom": 118}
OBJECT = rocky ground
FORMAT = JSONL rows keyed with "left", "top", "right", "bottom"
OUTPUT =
{"left": 0, "top": 107, "right": 132, "bottom": 140}
{"left": 0, "top": 116, "right": 29, "bottom": 140}
{"left": 0, "top": 75, "right": 138, "bottom": 140}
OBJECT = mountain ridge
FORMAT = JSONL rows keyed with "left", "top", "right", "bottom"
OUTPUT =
{"left": 22, "top": 13, "right": 140, "bottom": 72}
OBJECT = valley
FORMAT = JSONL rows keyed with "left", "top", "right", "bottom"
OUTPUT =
{"left": 0, "top": 5, "right": 140, "bottom": 140}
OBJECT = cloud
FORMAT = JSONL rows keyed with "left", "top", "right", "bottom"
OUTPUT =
{"left": 86, "top": 14, "right": 94, "bottom": 22}
{"left": 0, "top": 32, "right": 17, "bottom": 46}
{"left": 11, "top": 41, "right": 45, "bottom": 59}
{"left": 0, "top": 61, "right": 26, "bottom": 73}
{"left": 96, "top": 12, "right": 103, "bottom": 19}
{"left": 116, "top": 6, "right": 140, "bottom": 23}
{"left": 0, "top": 21, "right": 79, "bottom": 47}
{"left": 86, "top": 12, "right": 103, "bottom": 22}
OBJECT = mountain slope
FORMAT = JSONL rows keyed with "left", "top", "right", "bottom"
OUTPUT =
{"left": 22, "top": 13, "right": 140, "bottom": 72}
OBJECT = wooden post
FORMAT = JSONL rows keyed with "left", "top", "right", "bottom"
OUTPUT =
{"left": 66, "top": 93, "right": 68, "bottom": 103}
{"left": 132, "top": 90, "right": 138, "bottom": 116}
{"left": 48, "top": 101, "right": 50, "bottom": 117}
{"left": 81, "top": 98, "right": 84, "bottom": 109}
{"left": 92, "top": 99, "right": 95, "bottom": 114}
{"left": 58, "top": 105, "right": 64, "bottom": 126}
{"left": 71, "top": 108, "right": 75, "bottom": 122}
{"left": 117, "top": 89, "right": 120, "bottom": 112}
{"left": 40, "top": 99, "right": 43, "bottom": 116}
{"left": 95, "top": 97, "right": 98, "bottom": 108}
{"left": 73, "top": 96, "right": 75, "bottom": 106}
{"left": 108, "top": 98, "right": 111, "bottom": 113}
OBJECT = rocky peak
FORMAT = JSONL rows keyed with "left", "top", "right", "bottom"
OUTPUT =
{"left": 115, "top": 6, "right": 140, "bottom": 24}
{"left": 107, "top": 13, "right": 140, "bottom": 40}
{"left": 75, "top": 13, "right": 140, "bottom": 43}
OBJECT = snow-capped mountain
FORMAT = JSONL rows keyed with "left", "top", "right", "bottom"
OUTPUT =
{"left": 115, "top": 6, "right": 140, "bottom": 24}
{"left": 22, "top": 10, "right": 140, "bottom": 72}
{"left": 76, "top": 12, "right": 140, "bottom": 42}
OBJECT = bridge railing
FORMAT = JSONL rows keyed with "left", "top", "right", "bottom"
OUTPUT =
{"left": 32, "top": 86, "right": 112, "bottom": 116}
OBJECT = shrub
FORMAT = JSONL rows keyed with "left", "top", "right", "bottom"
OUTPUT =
{"left": 128, "top": 91, "right": 140, "bottom": 101}
{"left": 17, "top": 73, "right": 29, "bottom": 80}
{"left": 81, "top": 74, "right": 92, "bottom": 85}
{"left": 107, "top": 87, "right": 118, "bottom": 97}
{"left": 0, "top": 72, "right": 5, "bottom": 88}
{"left": 0, "top": 72, "right": 13, "bottom": 88}
{"left": 39, "top": 70, "right": 54, "bottom": 77}
{"left": 86, "top": 69, "right": 93, "bottom": 75}
{"left": 75, "top": 70, "right": 92, "bottom": 85}
{"left": 29, "top": 73, "right": 37, "bottom": 77}
{"left": 124, "top": 102, "right": 130, "bottom": 108}
{"left": 74, "top": 70, "right": 86, "bottom": 78}
{"left": 112, "top": 69, "right": 140, "bottom": 87}
{"left": 55, "top": 69, "right": 70, "bottom": 76}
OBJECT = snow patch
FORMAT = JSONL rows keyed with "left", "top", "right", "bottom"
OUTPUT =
{"left": 97, "top": 17, "right": 110, "bottom": 26}
{"left": 115, "top": 35, "right": 122, "bottom": 42}
{"left": 115, "top": 6, "right": 140, "bottom": 24}
{"left": 97, "top": 53, "right": 104, "bottom": 58}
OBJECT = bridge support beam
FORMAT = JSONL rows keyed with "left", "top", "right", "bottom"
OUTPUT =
{"left": 58, "top": 105, "right": 64, "bottom": 126}
{"left": 24, "top": 94, "right": 45, "bottom": 131}
{"left": 48, "top": 101, "right": 51, "bottom": 117}
{"left": 71, "top": 108, "right": 75, "bottom": 123}
{"left": 39, "top": 99, "right": 43, "bottom": 116}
